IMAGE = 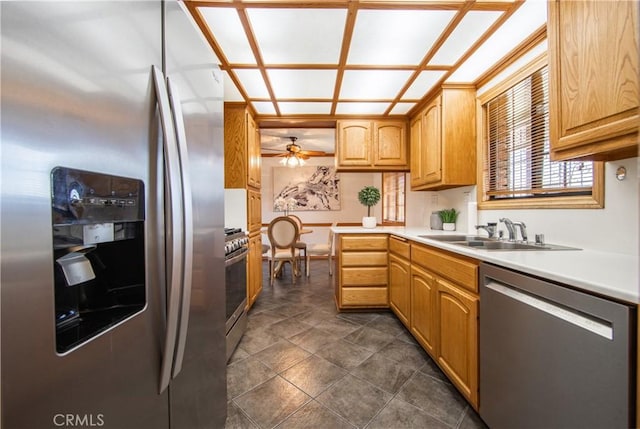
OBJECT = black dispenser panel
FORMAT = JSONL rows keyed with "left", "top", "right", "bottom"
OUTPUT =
{"left": 51, "top": 167, "right": 146, "bottom": 354}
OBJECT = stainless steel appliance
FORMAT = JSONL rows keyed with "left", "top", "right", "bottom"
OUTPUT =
{"left": 1, "top": 1, "right": 226, "bottom": 428}
{"left": 479, "top": 263, "right": 635, "bottom": 429}
{"left": 224, "top": 228, "right": 249, "bottom": 361}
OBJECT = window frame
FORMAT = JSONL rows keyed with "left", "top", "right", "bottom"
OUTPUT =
{"left": 382, "top": 172, "right": 406, "bottom": 226}
{"left": 477, "top": 53, "right": 604, "bottom": 210}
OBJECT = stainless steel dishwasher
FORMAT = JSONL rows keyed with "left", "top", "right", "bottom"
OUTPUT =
{"left": 479, "top": 263, "right": 635, "bottom": 429}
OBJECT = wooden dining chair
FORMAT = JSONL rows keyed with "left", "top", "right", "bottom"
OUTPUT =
{"left": 287, "top": 214, "right": 307, "bottom": 276}
{"left": 266, "top": 216, "right": 300, "bottom": 286}
{"left": 306, "top": 222, "right": 337, "bottom": 277}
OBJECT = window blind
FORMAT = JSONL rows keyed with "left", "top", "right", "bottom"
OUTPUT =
{"left": 484, "top": 66, "right": 593, "bottom": 200}
{"left": 383, "top": 172, "right": 405, "bottom": 224}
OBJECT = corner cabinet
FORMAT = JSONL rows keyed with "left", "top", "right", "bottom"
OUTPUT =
{"left": 548, "top": 0, "right": 639, "bottom": 161}
{"left": 410, "top": 86, "right": 476, "bottom": 190}
{"left": 388, "top": 236, "right": 411, "bottom": 328}
{"left": 336, "top": 120, "right": 409, "bottom": 171}
{"left": 411, "top": 243, "right": 479, "bottom": 410}
{"left": 335, "top": 234, "right": 388, "bottom": 310}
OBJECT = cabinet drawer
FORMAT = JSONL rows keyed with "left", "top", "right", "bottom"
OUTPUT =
{"left": 341, "top": 251, "right": 387, "bottom": 267}
{"left": 412, "top": 244, "right": 478, "bottom": 292}
{"left": 341, "top": 235, "right": 388, "bottom": 251}
{"left": 389, "top": 236, "right": 410, "bottom": 259}
{"left": 341, "top": 267, "right": 388, "bottom": 286}
{"left": 341, "top": 287, "right": 388, "bottom": 307}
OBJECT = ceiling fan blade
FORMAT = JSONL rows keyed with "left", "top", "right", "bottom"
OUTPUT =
{"left": 299, "top": 150, "right": 327, "bottom": 156}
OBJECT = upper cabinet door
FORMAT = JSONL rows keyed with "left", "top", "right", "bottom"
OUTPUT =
{"left": 422, "top": 96, "right": 442, "bottom": 184}
{"left": 548, "top": 0, "right": 639, "bottom": 161}
{"left": 410, "top": 115, "right": 424, "bottom": 187}
{"left": 336, "top": 120, "right": 409, "bottom": 171}
{"left": 374, "top": 121, "right": 407, "bottom": 166}
{"left": 336, "top": 120, "right": 373, "bottom": 167}
{"left": 247, "top": 114, "right": 261, "bottom": 189}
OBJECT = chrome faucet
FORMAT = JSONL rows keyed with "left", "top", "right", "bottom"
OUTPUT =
{"left": 499, "top": 218, "right": 516, "bottom": 241}
{"left": 475, "top": 222, "right": 497, "bottom": 238}
{"left": 499, "top": 217, "right": 528, "bottom": 242}
{"left": 512, "top": 221, "right": 528, "bottom": 242}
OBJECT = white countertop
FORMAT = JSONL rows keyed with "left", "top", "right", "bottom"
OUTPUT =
{"left": 332, "top": 226, "right": 639, "bottom": 305}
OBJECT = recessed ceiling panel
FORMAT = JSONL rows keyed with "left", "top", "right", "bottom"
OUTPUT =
{"left": 248, "top": 8, "right": 346, "bottom": 64}
{"left": 252, "top": 101, "right": 277, "bottom": 115}
{"left": 389, "top": 103, "right": 416, "bottom": 115}
{"left": 199, "top": 7, "right": 255, "bottom": 64}
{"left": 336, "top": 102, "right": 391, "bottom": 115}
{"left": 340, "top": 70, "right": 413, "bottom": 99}
{"left": 277, "top": 102, "right": 333, "bottom": 115}
{"left": 429, "top": 11, "right": 503, "bottom": 66}
{"left": 348, "top": 10, "right": 456, "bottom": 65}
{"left": 234, "top": 69, "right": 270, "bottom": 98}
{"left": 447, "top": 1, "right": 547, "bottom": 82}
{"left": 403, "top": 70, "right": 447, "bottom": 100}
{"left": 267, "top": 69, "right": 336, "bottom": 99}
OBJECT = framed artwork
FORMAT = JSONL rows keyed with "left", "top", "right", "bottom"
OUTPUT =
{"left": 273, "top": 166, "right": 340, "bottom": 211}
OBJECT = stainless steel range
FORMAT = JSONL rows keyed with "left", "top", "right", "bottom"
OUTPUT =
{"left": 224, "top": 227, "right": 249, "bottom": 361}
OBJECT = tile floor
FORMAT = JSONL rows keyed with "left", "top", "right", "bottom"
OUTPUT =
{"left": 225, "top": 259, "right": 489, "bottom": 429}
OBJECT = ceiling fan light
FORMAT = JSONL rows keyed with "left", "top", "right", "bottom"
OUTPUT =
{"left": 281, "top": 153, "right": 305, "bottom": 168}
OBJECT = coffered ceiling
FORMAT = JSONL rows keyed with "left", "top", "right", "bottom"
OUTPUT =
{"left": 185, "top": 0, "right": 547, "bottom": 124}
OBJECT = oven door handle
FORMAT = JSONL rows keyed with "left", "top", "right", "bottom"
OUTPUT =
{"left": 225, "top": 248, "right": 249, "bottom": 267}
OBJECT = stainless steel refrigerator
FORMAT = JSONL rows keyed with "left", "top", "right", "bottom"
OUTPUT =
{"left": 1, "top": 1, "right": 227, "bottom": 428}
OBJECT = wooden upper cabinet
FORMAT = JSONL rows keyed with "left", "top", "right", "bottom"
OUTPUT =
{"left": 336, "top": 120, "right": 409, "bottom": 171}
{"left": 548, "top": 0, "right": 639, "bottom": 161}
{"left": 410, "top": 87, "right": 476, "bottom": 191}
{"left": 336, "top": 120, "right": 372, "bottom": 167}
{"left": 247, "top": 114, "right": 261, "bottom": 188}
{"left": 374, "top": 121, "right": 408, "bottom": 166}
{"left": 410, "top": 115, "right": 423, "bottom": 188}
{"left": 224, "top": 103, "right": 261, "bottom": 189}
{"left": 421, "top": 96, "right": 442, "bottom": 185}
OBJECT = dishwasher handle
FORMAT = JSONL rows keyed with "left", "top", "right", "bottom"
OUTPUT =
{"left": 485, "top": 280, "right": 613, "bottom": 340}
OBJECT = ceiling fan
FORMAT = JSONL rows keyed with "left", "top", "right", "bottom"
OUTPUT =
{"left": 268, "top": 136, "right": 327, "bottom": 167}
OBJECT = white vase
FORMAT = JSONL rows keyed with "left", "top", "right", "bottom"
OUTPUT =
{"left": 362, "top": 216, "right": 377, "bottom": 228}
{"left": 443, "top": 222, "right": 456, "bottom": 231}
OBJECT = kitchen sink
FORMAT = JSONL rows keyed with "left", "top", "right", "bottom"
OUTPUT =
{"left": 418, "top": 235, "right": 493, "bottom": 242}
{"left": 418, "top": 235, "right": 580, "bottom": 251}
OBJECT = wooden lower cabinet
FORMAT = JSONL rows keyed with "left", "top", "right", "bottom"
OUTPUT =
{"left": 411, "top": 243, "right": 479, "bottom": 409}
{"left": 389, "top": 238, "right": 411, "bottom": 328}
{"left": 335, "top": 234, "right": 388, "bottom": 310}
{"left": 410, "top": 264, "right": 438, "bottom": 357}
{"left": 246, "top": 233, "right": 262, "bottom": 309}
{"left": 436, "top": 277, "right": 479, "bottom": 409}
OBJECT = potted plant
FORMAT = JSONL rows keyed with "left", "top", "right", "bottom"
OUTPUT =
{"left": 439, "top": 208, "right": 459, "bottom": 231}
{"left": 358, "top": 186, "right": 381, "bottom": 228}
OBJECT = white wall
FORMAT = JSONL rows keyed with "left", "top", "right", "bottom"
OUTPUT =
{"left": 408, "top": 158, "right": 639, "bottom": 255}
{"left": 258, "top": 155, "right": 639, "bottom": 256}
{"left": 261, "top": 156, "right": 379, "bottom": 247}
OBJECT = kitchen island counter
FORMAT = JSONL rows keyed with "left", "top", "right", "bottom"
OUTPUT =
{"left": 332, "top": 226, "right": 639, "bottom": 304}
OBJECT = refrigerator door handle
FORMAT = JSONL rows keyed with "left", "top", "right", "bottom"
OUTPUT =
{"left": 166, "top": 77, "right": 194, "bottom": 378}
{"left": 152, "top": 65, "right": 184, "bottom": 394}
